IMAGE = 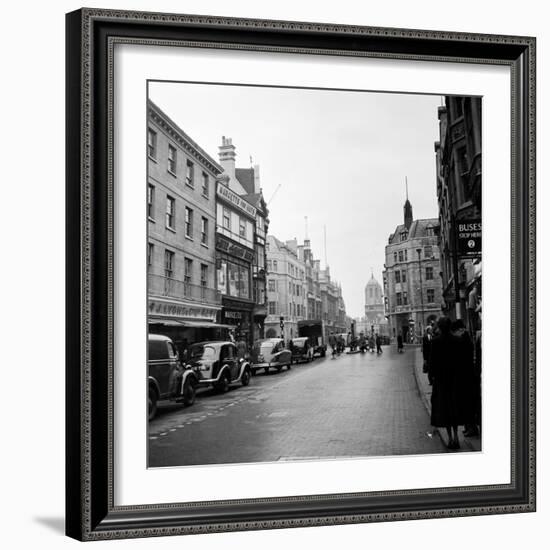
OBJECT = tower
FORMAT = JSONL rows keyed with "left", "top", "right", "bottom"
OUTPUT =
{"left": 404, "top": 177, "right": 413, "bottom": 229}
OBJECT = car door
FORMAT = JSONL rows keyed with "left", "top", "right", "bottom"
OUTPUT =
{"left": 149, "top": 338, "right": 171, "bottom": 398}
{"left": 226, "top": 344, "right": 240, "bottom": 380}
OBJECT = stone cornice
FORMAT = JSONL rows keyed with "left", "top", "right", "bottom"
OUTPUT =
{"left": 148, "top": 101, "right": 223, "bottom": 176}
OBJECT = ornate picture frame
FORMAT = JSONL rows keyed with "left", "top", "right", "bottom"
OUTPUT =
{"left": 66, "top": 8, "right": 536, "bottom": 541}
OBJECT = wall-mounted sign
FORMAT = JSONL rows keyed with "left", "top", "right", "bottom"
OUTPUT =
{"left": 148, "top": 299, "right": 218, "bottom": 322}
{"left": 216, "top": 233, "right": 255, "bottom": 262}
{"left": 217, "top": 183, "right": 257, "bottom": 218}
{"left": 456, "top": 219, "right": 482, "bottom": 257}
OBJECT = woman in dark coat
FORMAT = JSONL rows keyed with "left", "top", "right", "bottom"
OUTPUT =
{"left": 429, "top": 316, "right": 467, "bottom": 449}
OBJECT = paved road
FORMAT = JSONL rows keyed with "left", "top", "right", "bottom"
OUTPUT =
{"left": 148, "top": 346, "right": 445, "bottom": 467}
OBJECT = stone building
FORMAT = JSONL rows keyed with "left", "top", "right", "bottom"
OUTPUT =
{"left": 147, "top": 101, "right": 225, "bottom": 353}
{"left": 264, "top": 235, "right": 308, "bottom": 340}
{"left": 216, "top": 137, "right": 270, "bottom": 346}
{"left": 364, "top": 274, "right": 389, "bottom": 337}
{"left": 383, "top": 196, "right": 443, "bottom": 343}
{"left": 319, "top": 266, "right": 348, "bottom": 339}
{"left": 435, "top": 97, "right": 482, "bottom": 333}
{"left": 297, "top": 239, "right": 322, "bottom": 321}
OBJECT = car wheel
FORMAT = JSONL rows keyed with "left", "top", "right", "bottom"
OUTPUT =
{"left": 182, "top": 378, "right": 196, "bottom": 407}
{"left": 241, "top": 367, "right": 251, "bottom": 386}
{"left": 148, "top": 387, "right": 158, "bottom": 421}
{"left": 264, "top": 367, "right": 270, "bottom": 374}
{"left": 216, "top": 372, "right": 230, "bottom": 393}
{"left": 287, "top": 362, "right": 292, "bottom": 370}
{"left": 276, "top": 365, "right": 282, "bottom": 372}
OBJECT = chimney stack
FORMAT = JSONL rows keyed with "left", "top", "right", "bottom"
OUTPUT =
{"left": 219, "top": 136, "right": 236, "bottom": 182}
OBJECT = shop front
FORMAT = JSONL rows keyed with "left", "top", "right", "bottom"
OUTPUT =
{"left": 220, "top": 297, "right": 255, "bottom": 349}
{"left": 148, "top": 297, "right": 229, "bottom": 359}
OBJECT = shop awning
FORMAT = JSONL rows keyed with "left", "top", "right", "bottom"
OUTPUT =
{"left": 180, "top": 320, "right": 234, "bottom": 329}
{"left": 148, "top": 318, "right": 183, "bottom": 326}
{"left": 148, "top": 318, "right": 233, "bottom": 329}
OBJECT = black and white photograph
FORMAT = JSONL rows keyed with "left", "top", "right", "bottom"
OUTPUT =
{"left": 146, "top": 82, "right": 482, "bottom": 468}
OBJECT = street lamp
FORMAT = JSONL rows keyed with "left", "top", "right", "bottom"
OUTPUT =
{"left": 416, "top": 248, "right": 425, "bottom": 342}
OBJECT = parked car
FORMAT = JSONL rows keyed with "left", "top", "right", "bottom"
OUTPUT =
{"left": 148, "top": 334, "right": 198, "bottom": 420}
{"left": 250, "top": 338, "right": 292, "bottom": 374}
{"left": 185, "top": 341, "right": 252, "bottom": 393}
{"left": 290, "top": 337, "right": 314, "bottom": 363}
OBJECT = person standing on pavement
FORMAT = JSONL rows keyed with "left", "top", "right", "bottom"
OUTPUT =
{"left": 397, "top": 332, "right": 404, "bottom": 353}
{"left": 429, "top": 316, "right": 465, "bottom": 450}
{"left": 375, "top": 333, "right": 382, "bottom": 354}
{"left": 422, "top": 326, "right": 434, "bottom": 385}
{"left": 451, "top": 319, "right": 479, "bottom": 437}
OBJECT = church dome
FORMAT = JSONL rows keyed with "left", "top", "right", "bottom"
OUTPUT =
{"left": 365, "top": 274, "right": 383, "bottom": 306}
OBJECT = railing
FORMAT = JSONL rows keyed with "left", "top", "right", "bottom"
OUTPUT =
{"left": 148, "top": 274, "right": 221, "bottom": 305}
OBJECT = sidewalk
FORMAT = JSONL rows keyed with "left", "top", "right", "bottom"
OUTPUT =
{"left": 412, "top": 347, "right": 481, "bottom": 453}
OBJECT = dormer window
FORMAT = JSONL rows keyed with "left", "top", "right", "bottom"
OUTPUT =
{"left": 426, "top": 225, "right": 435, "bottom": 237}
{"left": 400, "top": 230, "right": 408, "bottom": 242}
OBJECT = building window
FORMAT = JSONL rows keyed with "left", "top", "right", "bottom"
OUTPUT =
{"left": 400, "top": 231, "right": 408, "bottom": 242}
{"left": 267, "top": 260, "right": 272, "bottom": 271}
{"left": 185, "top": 207, "right": 193, "bottom": 238}
{"left": 185, "top": 159, "right": 194, "bottom": 187}
{"left": 427, "top": 288, "right": 435, "bottom": 303}
{"left": 165, "top": 196, "right": 175, "bottom": 229}
{"left": 401, "top": 270, "right": 407, "bottom": 283}
{"left": 396, "top": 292, "right": 402, "bottom": 306}
{"left": 147, "top": 128, "right": 157, "bottom": 159}
{"left": 395, "top": 270, "right": 401, "bottom": 283}
{"left": 426, "top": 226, "right": 435, "bottom": 237}
{"left": 223, "top": 207, "right": 230, "bottom": 229}
{"left": 424, "top": 246, "right": 433, "bottom": 258}
{"left": 147, "top": 184, "right": 155, "bottom": 220}
{"left": 201, "top": 172, "right": 209, "bottom": 197}
{"left": 239, "top": 217, "right": 246, "bottom": 238}
{"left": 147, "top": 242, "right": 154, "bottom": 268}
{"left": 394, "top": 252, "right": 398, "bottom": 263}
{"left": 184, "top": 258, "right": 193, "bottom": 285}
{"left": 164, "top": 250, "right": 174, "bottom": 278}
{"left": 268, "top": 301, "right": 276, "bottom": 315}
{"left": 268, "top": 280, "right": 276, "bottom": 292}
{"left": 201, "top": 217, "right": 208, "bottom": 245}
{"left": 398, "top": 250, "right": 404, "bottom": 262}
{"left": 167, "top": 144, "right": 177, "bottom": 174}
{"left": 403, "top": 291, "right": 408, "bottom": 305}
{"left": 404, "top": 249, "right": 408, "bottom": 261}
{"left": 426, "top": 266, "right": 434, "bottom": 280}
{"left": 273, "top": 260, "right": 278, "bottom": 272}
{"left": 200, "top": 264, "right": 208, "bottom": 288}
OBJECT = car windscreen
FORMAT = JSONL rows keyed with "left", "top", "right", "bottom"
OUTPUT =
{"left": 188, "top": 345, "right": 217, "bottom": 361}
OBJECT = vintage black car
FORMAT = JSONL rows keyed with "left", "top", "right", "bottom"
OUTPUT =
{"left": 250, "top": 338, "right": 292, "bottom": 374}
{"left": 148, "top": 334, "right": 198, "bottom": 420}
{"left": 290, "top": 337, "right": 314, "bottom": 363}
{"left": 185, "top": 341, "right": 252, "bottom": 393}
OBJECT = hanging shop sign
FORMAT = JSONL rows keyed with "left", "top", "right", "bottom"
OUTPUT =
{"left": 456, "top": 219, "right": 482, "bottom": 257}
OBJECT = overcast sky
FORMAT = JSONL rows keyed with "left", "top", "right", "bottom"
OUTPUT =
{"left": 149, "top": 81, "right": 442, "bottom": 318}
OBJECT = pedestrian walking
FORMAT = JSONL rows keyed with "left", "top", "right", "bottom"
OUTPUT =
{"left": 429, "top": 316, "right": 467, "bottom": 450}
{"left": 422, "top": 326, "right": 434, "bottom": 384}
{"left": 329, "top": 332, "right": 337, "bottom": 358}
{"left": 375, "top": 333, "right": 382, "bottom": 354}
{"left": 397, "top": 332, "right": 404, "bottom": 353}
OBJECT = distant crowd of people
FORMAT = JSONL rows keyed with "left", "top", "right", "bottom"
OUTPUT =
{"left": 422, "top": 316, "right": 482, "bottom": 450}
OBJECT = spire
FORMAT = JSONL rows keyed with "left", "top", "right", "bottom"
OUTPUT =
{"left": 404, "top": 176, "right": 413, "bottom": 229}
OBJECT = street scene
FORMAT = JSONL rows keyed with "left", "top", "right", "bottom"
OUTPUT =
{"left": 147, "top": 83, "right": 482, "bottom": 467}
